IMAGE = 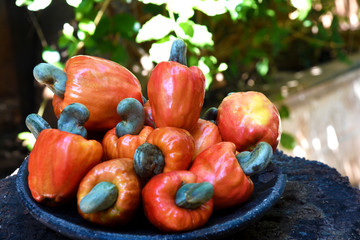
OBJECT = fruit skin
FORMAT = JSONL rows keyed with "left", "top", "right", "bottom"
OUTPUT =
{"left": 145, "top": 127, "right": 195, "bottom": 173}
{"left": 143, "top": 101, "right": 156, "bottom": 128}
{"left": 102, "top": 126, "right": 154, "bottom": 160}
{"left": 217, "top": 91, "right": 281, "bottom": 152}
{"left": 189, "top": 119, "right": 222, "bottom": 158}
{"left": 147, "top": 59, "right": 205, "bottom": 132}
{"left": 53, "top": 55, "right": 143, "bottom": 132}
{"left": 28, "top": 129, "right": 103, "bottom": 206}
{"left": 142, "top": 170, "right": 213, "bottom": 232}
{"left": 189, "top": 141, "right": 254, "bottom": 210}
{"left": 77, "top": 158, "right": 141, "bottom": 227}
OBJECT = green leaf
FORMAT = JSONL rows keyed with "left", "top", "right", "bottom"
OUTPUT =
{"left": 198, "top": 57, "right": 212, "bottom": 90}
{"left": 84, "top": 37, "right": 96, "bottom": 48}
{"left": 136, "top": 14, "right": 174, "bottom": 43}
{"left": 188, "top": 23, "right": 213, "bottom": 47}
{"left": 15, "top": 0, "right": 34, "bottom": 7}
{"left": 138, "top": 0, "right": 167, "bottom": 5}
{"left": 96, "top": 40, "right": 114, "bottom": 54}
{"left": 67, "top": 41, "right": 79, "bottom": 57}
{"left": 188, "top": 55, "right": 199, "bottom": 67}
{"left": 186, "top": 42, "right": 200, "bottom": 55}
{"left": 218, "top": 62, "right": 228, "bottom": 72}
{"left": 225, "top": 0, "right": 243, "bottom": 21}
{"left": 194, "top": 0, "right": 227, "bottom": 16}
{"left": 114, "top": 13, "right": 139, "bottom": 39}
{"left": 143, "top": 3, "right": 164, "bottom": 15}
{"left": 25, "top": 0, "right": 52, "bottom": 11}
{"left": 112, "top": 45, "right": 128, "bottom": 65}
{"left": 62, "top": 23, "right": 74, "bottom": 39}
{"left": 42, "top": 47, "right": 60, "bottom": 64}
{"left": 76, "top": 0, "right": 93, "bottom": 14}
{"left": 93, "top": 15, "right": 110, "bottom": 38}
{"left": 280, "top": 132, "right": 296, "bottom": 150}
{"left": 66, "top": 0, "right": 82, "bottom": 7}
{"left": 79, "top": 19, "right": 96, "bottom": 35}
{"left": 290, "top": 0, "right": 311, "bottom": 20}
{"left": 256, "top": 58, "right": 269, "bottom": 76}
{"left": 58, "top": 34, "right": 70, "bottom": 48}
{"left": 148, "top": 38, "right": 173, "bottom": 63}
{"left": 179, "top": 21, "right": 194, "bottom": 37}
{"left": 17, "top": 132, "right": 36, "bottom": 151}
{"left": 278, "top": 105, "right": 290, "bottom": 119}
{"left": 166, "top": 1, "right": 194, "bottom": 21}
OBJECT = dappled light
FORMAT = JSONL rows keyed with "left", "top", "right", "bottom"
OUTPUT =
{"left": 42, "top": 50, "right": 60, "bottom": 64}
{"left": 16, "top": 0, "right": 52, "bottom": 11}
{"left": 310, "top": 66, "right": 322, "bottom": 76}
{"left": 215, "top": 73, "right": 224, "bottom": 82}
{"left": 335, "top": 0, "right": 359, "bottom": 30}
{"left": 326, "top": 125, "right": 339, "bottom": 151}
{"left": 312, "top": 137, "right": 322, "bottom": 151}
{"left": 353, "top": 81, "right": 360, "bottom": 100}
{"left": 293, "top": 145, "right": 306, "bottom": 158}
{"left": 320, "top": 11, "right": 333, "bottom": 28}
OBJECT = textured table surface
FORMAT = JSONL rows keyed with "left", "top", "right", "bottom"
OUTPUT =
{"left": 1, "top": 151, "right": 360, "bottom": 240}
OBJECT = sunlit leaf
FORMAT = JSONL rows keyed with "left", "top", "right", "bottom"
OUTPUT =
{"left": 194, "top": 0, "right": 227, "bottom": 16}
{"left": 266, "top": 9, "right": 275, "bottom": 17}
{"left": 225, "top": 0, "right": 244, "bottom": 20}
{"left": 77, "top": 30, "right": 86, "bottom": 40}
{"left": 303, "top": 20, "right": 312, "bottom": 27}
{"left": 198, "top": 57, "right": 212, "bottom": 90}
{"left": 79, "top": 19, "right": 96, "bottom": 35}
{"left": 26, "top": 0, "right": 52, "bottom": 11}
{"left": 186, "top": 42, "right": 200, "bottom": 55}
{"left": 66, "top": 0, "right": 81, "bottom": 8}
{"left": 138, "top": 0, "right": 167, "bottom": 5}
{"left": 290, "top": 0, "right": 311, "bottom": 20}
{"left": 15, "top": 0, "right": 33, "bottom": 7}
{"left": 188, "top": 55, "right": 199, "bottom": 67}
{"left": 136, "top": 14, "right": 174, "bottom": 43}
{"left": 148, "top": 37, "right": 174, "bottom": 63}
{"left": 189, "top": 23, "right": 213, "bottom": 47}
{"left": 17, "top": 132, "right": 36, "bottom": 152}
{"left": 42, "top": 47, "right": 61, "bottom": 64}
{"left": 256, "top": 58, "right": 269, "bottom": 76}
{"left": 179, "top": 21, "right": 194, "bottom": 37}
{"left": 167, "top": 0, "right": 194, "bottom": 21}
{"left": 218, "top": 62, "right": 228, "bottom": 72}
{"left": 63, "top": 23, "right": 74, "bottom": 39}
{"left": 228, "top": 0, "right": 258, "bottom": 20}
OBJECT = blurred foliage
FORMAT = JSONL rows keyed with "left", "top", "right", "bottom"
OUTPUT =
{"left": 16, "top": 0, "right": 360, "bottom": 150}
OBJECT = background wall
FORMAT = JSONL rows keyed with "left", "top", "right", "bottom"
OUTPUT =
{"left": 279, "top": 53, "right": 360, "bottom": 187}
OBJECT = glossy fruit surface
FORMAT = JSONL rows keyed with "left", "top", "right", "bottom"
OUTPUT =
{"left": 53, "top": 55, "right": 143, "bottom": 132}
{"left": 217, "top": 91, "right": 281, "bottom": 152}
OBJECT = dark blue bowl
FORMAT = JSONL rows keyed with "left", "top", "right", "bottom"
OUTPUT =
{"left": 16, "top": 156, "right": 286, "bottom": 240}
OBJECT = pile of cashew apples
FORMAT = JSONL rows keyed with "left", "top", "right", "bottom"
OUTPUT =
{"left": 26, "top": 39, "right": 281, "bottom": 233}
